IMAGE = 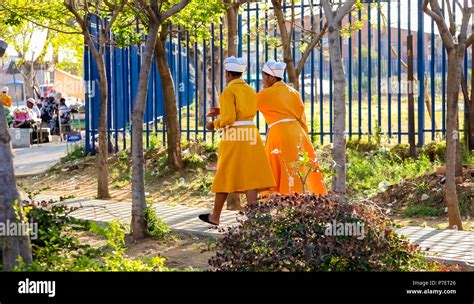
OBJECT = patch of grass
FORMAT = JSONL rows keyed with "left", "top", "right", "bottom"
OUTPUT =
{"left": 347, "top": 150, "right": 437, "bottom": 199}
{"left": 402, "top": 205, "right": 443, "bottom": 217}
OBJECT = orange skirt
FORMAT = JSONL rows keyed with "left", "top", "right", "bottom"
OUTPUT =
{"left": 264, "top": 121, "right": 327, "bottom": 195}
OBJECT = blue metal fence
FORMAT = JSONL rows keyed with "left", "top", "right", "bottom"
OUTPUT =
{"left": 84, "top": 0, "right": 471, "bottom": 153}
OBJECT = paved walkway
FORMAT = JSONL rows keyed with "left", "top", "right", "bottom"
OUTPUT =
{"left": 29, "top": 195, "right": 238, "bottom": 237}
{"left": 13, "top": 143, "right": 70, "bottom": 177}
{"left": 27, "top": 195, "right": 474, "bottom": 267}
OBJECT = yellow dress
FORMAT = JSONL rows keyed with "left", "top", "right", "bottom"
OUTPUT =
{"left": 211, "top": 78, "right": 276, "bottom": 193}
{"left": 257, "top": 81, "right": 327, "bottom": 195}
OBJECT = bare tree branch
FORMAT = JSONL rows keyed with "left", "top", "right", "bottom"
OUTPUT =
{"left": 334, "top": 0, "right": 356, "bottom": 24}
{"left": 64, "top": 0, "right": 102, "bottom": 60}
{"left": 466, "top": 32, "right": 474, "bottom": 47}
{"left": 104, "top": 0, "right": 128, "bottom": 34}
{"left": 161, "top": 0, "right": 192, "bottom": 22}
{"left": 295, "top": 23, "right": 327, "bottom": 76}
{"left": 321, "top": 0, "right": 333, "bottom": 24}
{"left": 423, "top": 0, "right": 455, "bottom": 49}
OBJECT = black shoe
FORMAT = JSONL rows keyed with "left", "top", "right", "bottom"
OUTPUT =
{"left": 198, "top": 213, "right": 219, "bottom": 226}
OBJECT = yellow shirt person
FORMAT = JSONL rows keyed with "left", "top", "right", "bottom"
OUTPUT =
{"left": 1, "top": 87, "right": 12, "bottom": 108}
{"left": 257, "top": 59, "right": 327, "bottom": 196}
{"left": 198, "top": 56, "right": 275, "bottom": 226}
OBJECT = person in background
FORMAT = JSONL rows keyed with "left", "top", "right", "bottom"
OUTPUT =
{"left": 50, "top": 98, "right": 71, "bottom": 135}
{"left": 1, "top": 87, "right": 12, "bottom": 108}
{"left": 41, "top": 94, "right": 57, "bottom": 127}
{"left": 13, "top": 98, "right": 41, "bottom": 129}
{"left": 26, "top": 98, "right": 41, "bottom": 123}
{"left": 1, "top": 87, "right": 12, "bottom": 127}
{"left": 256, "top": 59, "right": 327, "bottom": 196}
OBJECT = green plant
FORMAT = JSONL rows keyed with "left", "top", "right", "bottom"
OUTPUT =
{"left": 289, "top": 142, "right": 325, "bottom": 193}
{"left": 195, "top": 172, "right": 213, "bottom": 195}
{"left": 144, "top": 201, "right": 171, "bottom": 239}
{"left": 209, "top": 194, "right": 439, "bottom": 272}
{"left": 200, "top": 140, "right": 218, "bottom": 153}
{"left": 390, "top": 143, "right": 411, "bottom": 160}
{"left": 63, "top": 144, "right": 85, "bottom": 163}
{"left": 421, "top": 141, "right": 446, "bottom": 162}
{"left": 401, "top": 205, "right": 442, "bottom": 217}
{"left": 458, "top": 192, "right": 473, "bottom": 216}
{"left": 346, "top": 137, "right": 379, "bottom": 153}
{"left": 111, "top": 151, "right": 132, "bottom": 183}
{"left": 415, "top": 181, "right": 429, "bottom": 195}
{"left": 183, "top": 153, "right": 205, "bottom": 169}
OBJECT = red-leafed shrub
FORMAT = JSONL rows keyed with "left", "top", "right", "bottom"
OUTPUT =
{"left": 209, "top": 194, "right": 439, "bottom": 272}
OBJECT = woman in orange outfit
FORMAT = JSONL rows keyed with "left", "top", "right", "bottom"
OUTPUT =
{"left": 257, "top": 59, "right": 327, "bottom": 195}
{"left": 198, "top": 56, "right": 276, "bottom": 226}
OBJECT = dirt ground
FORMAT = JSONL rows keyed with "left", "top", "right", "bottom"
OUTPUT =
{"left": 17, "top": 154, "right": 216, "bottom": 209}
{"left": 75, "top": 231, "right": 216, "bottom": 271}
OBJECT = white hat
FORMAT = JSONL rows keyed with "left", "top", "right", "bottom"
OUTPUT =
{"left": 2, "top": 87, "right": 8, "bottom": 93}
{"left": 224, "top": 56, "right": 247, "bottom": 73}
{"left": 27, "top": 98, "right": 35, "bottom": 104}
{"left": 262, "top": 59, "right": 286, "bottom": 79}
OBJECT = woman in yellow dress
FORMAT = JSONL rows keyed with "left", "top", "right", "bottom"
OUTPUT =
{"left": 257, "top": 59, "right": 327, "bottom": 195}
{"left": 198, "top": 56, "right": 276, "bottom": 225}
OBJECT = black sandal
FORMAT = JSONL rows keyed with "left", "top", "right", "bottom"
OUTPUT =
{"left": 198, "top": 213, "right": 219, "bottom": 226}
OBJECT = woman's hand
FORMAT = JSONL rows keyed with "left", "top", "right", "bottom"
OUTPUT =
{"left": 206, "top": 121, "right": 215, "bottom": 131}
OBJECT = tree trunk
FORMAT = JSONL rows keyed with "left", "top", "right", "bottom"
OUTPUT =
{"left": 131, "top": 22, "right": 161, "bottom": 240}
{"left": 272, "top": 0, "right": 299, "bottom": 90}
{"left": 225, "top": 0, "right": 239, "bottom": 58}
{"left": 95, "top": 55, "right": 110, "bottom": 199}
{"left": 156, "top": 26, "right": 184, "bottom": 171}
{"left": 469, "top": 38, "right": 474, "bottom": 151}
{"left": 0, "top": 103, "right": 32, "bottom": 271}
{"left": 445, "top": 49, "right": 463, "bottom": 230}
{"left": 327, "top": 22, "right": 347, "bottom": 196}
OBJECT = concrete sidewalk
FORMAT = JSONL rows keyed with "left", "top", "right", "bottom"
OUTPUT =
{"left": 13, "top": 143, "right": 69, "bottom": 177}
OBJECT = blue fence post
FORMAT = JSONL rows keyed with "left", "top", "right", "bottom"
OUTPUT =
{"left": 387, "top": 0, "right": 392, "bottom": 138}
{"left": 417, "top": 0, "right": 425, "bottom": 147}
{"left": 430, "top": 17, "right": 435, "bottom": 141}
{"left": 397, "top": 0, "right": 402, "bottom": 143}
{"left": 319, "top": 3, "right": 324, "bottom": 145}
{"left": 358, "top": 7, "right": 362, "bottom": 139}
{"left": 377, "top": 0, "right": 381, "bottom": 131}
{"left": 238, "top": 14, "right": 243, "bottom": 57}
{"left": 348, "top": 12, "right": 353, "bottom": 139}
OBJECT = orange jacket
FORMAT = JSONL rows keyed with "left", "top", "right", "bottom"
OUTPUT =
{"left": 1, "top": 93, "right": 12, "bottom": 108}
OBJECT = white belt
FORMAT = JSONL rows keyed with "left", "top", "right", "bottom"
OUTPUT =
{"left": 231, "top": 120, "right": 255, "bottom": 127}
{"left": 268, "top": 118, "right": 297, "bottom": 129}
